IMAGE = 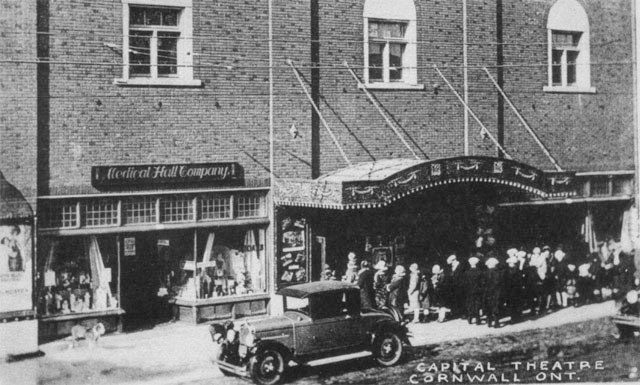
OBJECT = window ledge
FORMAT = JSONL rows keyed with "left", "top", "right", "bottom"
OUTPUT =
{"left": 542, "top": 85, "right": 596, "bottom": 94}
{"left": 114, "top": 78, "right": 202, "bottom": 87}
{"left": 358, "top": 82, "right": 425, "bottom": 91}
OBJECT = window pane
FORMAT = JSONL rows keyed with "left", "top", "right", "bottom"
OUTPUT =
{"left": 551, "top": 49, "right": 562, "bottom": 85}
{"left": 368, "top": 43, "right": 383, "bottom": 81}
{"left": 148, "top": 9, "right": 163, "bottom": 25}
{"left": 84, "top": 200, "right": 118, "bottom": 227}
{"left": 566, "top": 51, "right": 578, "bottom": 85}
{"left": 129, "top": 30, "right": 152, "bottom": 76}
{"left": 162, "top": 9, "right": 179, "bottom": 26}
{"left": 130, "top": 7, "right": 146, "bottom": 25}
{"left": 158, "top": 32, "right": 179, "bottom": 76}
{"left": 124, "top": 197, "right": 157, "bottom": 225}
{"left": 368, "top": 21, "right": 380, "bottom": 38}
{"left": 389, "top": 43, "right": 404, "bottom": 81}
{"left": 552, "top": 31, "right": 580, "bottom": 48}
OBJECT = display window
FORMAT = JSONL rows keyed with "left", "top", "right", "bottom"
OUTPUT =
{"left": 38, "top": 236, "right": 119, "bottom": 316}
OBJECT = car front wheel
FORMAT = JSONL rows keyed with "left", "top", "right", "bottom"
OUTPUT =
{"left": 373, "top": 332, "right": 403, "bottom": 366}
{"left": 249, "top": 349, "right": 285, "bottom": 385}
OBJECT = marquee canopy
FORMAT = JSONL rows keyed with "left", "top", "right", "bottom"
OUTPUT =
{"left": 274, "top": 157, "right": 576, "bottom": 210}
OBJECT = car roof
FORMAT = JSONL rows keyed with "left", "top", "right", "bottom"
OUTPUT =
{"left": 276, "top": 281, "right": 358, "bottom": 298}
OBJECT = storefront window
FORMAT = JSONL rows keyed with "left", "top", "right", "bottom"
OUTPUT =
{"left": 277, "top": 215, "right": 309, "bottom": 287}
{"left": 38, "top": 236, "right": 119, "bottom": 316}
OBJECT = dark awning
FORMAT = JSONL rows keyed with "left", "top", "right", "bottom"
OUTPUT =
{"left": 0, "top": 171, "right": 33, "bottom": 220}
{"left": 274, "top": 156, "right": 576, "bottom": 210}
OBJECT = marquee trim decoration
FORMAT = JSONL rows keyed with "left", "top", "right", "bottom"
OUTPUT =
{"left": 274, "top": 156, "right": 576, "bottom": 210}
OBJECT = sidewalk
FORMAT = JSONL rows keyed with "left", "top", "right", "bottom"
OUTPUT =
{"left": 0, "top": 300, "right": 617, "bottom": 385}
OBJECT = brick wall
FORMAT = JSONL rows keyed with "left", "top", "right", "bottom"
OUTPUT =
{"left": 0, "top": 0, "right": 38, "bottom": 206}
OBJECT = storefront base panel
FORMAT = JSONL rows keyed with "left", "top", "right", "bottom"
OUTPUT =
{"left": 38, "top": 309, "right": 124, "bottom": 343}
{"left": 171, "top": 295, "right": 269, "bottom": 324}
{"left": 0, "top": 318, "right": 38, "bottom": 360}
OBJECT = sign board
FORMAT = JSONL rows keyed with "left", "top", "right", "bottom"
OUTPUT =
{"left": 0, "top": 224, "right": 33, "bottom": 313}
{"left": 124, "top": 237, "right": 136, "bottom": 257}
{"left": 91, "top": 162, "right": 244, "bottom": 190}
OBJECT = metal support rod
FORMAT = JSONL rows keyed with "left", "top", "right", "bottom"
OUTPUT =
{"left": 268, "top": 0, "right": 276, "bottom": 297}
{"left": 482, "top": 67, "right": 563, "bottom": 171}
{"left": 462, "top": 0, "right": 469, "bottom": 156}
{"left": 433, "top": 65, "right": 512, "bottom": 159}
{"left": 287, "top": 60, "right": 352, "bottom": 166}
{"left": 343, "top": 61, "right": 421, "bottom": 160}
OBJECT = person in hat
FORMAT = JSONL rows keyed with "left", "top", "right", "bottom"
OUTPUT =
{"left": 407, "top": 263, "right": 421, "bottom": 323}
{"left": 517, "top": 249, "right": 537, "bottom": 316}
{"left": 445, "top": 254, "right": 465, "bottom": 319}
{"left": 483, "top": 257, "right": 503, "bottom": 328}
{"left": 357, "top": 260, "right": 375, "bottom": 309}
{"left": 387, "top": 265, "right": 409, "bottom": 310}
{"left": 504, "top": 255, "right": 522, "bottom": 323}
{"left": 463, "top": 256, "right": 484, "bottom": 325}
{"left": 373, "top": 260, "right": 389, "bottom": 309}
{"left": 551, "top": 248, "right": 569, "bottom": 307}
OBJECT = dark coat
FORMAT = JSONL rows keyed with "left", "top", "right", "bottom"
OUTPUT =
{"left": 387, "top": 274, "right": 409, "bottom": 309}
{"left": 357, "top": 268, "right": 375, "bottom": 309}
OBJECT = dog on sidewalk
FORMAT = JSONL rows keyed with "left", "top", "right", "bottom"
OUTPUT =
{"left": 66, "top": 323, "right": 106, "bottom": 349}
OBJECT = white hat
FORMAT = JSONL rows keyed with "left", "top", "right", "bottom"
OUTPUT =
{"left": 554, "top": 250, "right": 565, "bottom": 261}
{"left": 409, "top": 263, "right": 420, "bottom": 273}
{"left": 506, "top": 248, "right": 518, "bottom": 258}
{"left": 432, "top": 264, "right": 442, "bottom": 274}
{"left": 374, "top": 260, "right": 388, "bottom": 271}
{"left": 532, "top": 247, "right": 541, "bottom": 255}
{"left": 506, "top": 256, "right": 518, "bottom": 265}
{"left": 485, "top": 257, "right": 499, "bottom": 268}
{"left": 468, "top": 256, "right": 480, "bottom": 266}
{"left": 394, "top": 265, "right": 406, "bottom": 275}
{"left": 516, "top": 250, "right": 527, "bottom": 259}
{"left": 447, "top": 255, "right": 457, "bottom": 264}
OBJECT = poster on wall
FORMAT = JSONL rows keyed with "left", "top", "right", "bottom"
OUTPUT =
{"left": 278, "top": 216, "right": 309, "bottom": 287}
{"left": 0, "top": 224, "right": 32, "bottom": 313}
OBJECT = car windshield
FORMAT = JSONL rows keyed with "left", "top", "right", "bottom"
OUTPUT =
{"left": 284, "top": 296, "right": 309, "bottom": 315}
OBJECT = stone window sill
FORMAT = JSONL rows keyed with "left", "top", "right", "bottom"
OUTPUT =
{"left": 542, "top": 85, "right": 596, "bottom": 94}
{"left": 358, "top": 82, "right": 425, "bottom": 91}
{"left": 113, "top": 78, "right": 202, "bottom": 87}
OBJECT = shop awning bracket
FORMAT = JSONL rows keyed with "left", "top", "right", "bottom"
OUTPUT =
{"left": 343, "top": 61, "right": 423, "bottom": 161}
{"left": 286, "top": 60, "right": 352, "bottom": 166}
{"left": 482, "top": 67, "right": 564, "bottom": 172}
{"left": 433, "top": 65, "right": 513, "bottom": 160}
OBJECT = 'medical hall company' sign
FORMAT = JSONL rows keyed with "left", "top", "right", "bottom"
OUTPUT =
{"left": 91, "top": 163, "right": 243, "bottom": 190}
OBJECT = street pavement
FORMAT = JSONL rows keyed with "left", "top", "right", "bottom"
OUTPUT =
{"left": 0, "top": 300, "right": 617, "bottom": 385}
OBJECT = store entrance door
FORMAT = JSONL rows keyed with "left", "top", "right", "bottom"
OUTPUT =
{"left": 120, "top": 234, "right": 168, "bottom": 331}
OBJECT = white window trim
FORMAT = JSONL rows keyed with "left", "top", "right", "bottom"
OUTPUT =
{"left": 544, "top": 0, "right": 594, "bottom": 94}
{"left": 114, "top": 0, "right": 201, "bottom": 87}
{"left": 362, "top": 0, "right": 421, "bottom": 89}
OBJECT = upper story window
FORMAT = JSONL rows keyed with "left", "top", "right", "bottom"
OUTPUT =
{"left": 116, "top": 0, "right": 201, "bottom": 87}
{"left": 362, "top": 0, "right": 422, "bottom": 90}
{"left": 545, "top": 0, "right": 595, "bottom": 93}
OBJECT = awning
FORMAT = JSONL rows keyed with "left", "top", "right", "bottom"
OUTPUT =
{"left": 274, "top": 156, "right": 576, "bottom": 210}
{"left": 0, "top": 171, "right": 33, "bottom": 220}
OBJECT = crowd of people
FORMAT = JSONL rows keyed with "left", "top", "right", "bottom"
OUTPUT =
{"left": 323, "top": 241, "right": 637, "bottom": 327}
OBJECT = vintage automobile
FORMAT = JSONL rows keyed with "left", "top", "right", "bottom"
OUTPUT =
{"left": 612, "top": 281, "right": 640, "bottom": 339}
{"left": 210, "top": 281, "right": 409, "bottom": 385}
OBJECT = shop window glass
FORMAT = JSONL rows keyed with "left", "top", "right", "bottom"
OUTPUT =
{"left": 161, "top": 196, "right": 194, "bottom": 222}
{"left": 170, "top": 228, "right": 267, "bottom": 300}
{"left": 590, "top": 178, "right": 611, "bottom": 197}
{"left": 41, "top": 202, "right": 78, "bottom": 229}
{"left": 84, "top": 200, "right": 119, "bottom": 227}
{"left": 236, "top": 194, "right": 265, "bottom": 218}
{"left": 124, "top": 197, "right": 157, "bottom": 225}
{"left": 38, "top": 236, "right": 119, "bottom": 316}
{"left": 200, "top": 194, "right": 231, "bottom": 220}
{"left": 612, "top": 177, "right": 632, "bottom": 196}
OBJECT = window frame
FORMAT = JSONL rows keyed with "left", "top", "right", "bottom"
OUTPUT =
{"left": 362, "top": 0, "right": 423, "bottom": 90}
{"left": 115, "top": 0, "right": 201, "bottom": 87}
{"left": 544, "top": 0, "right": 595, "bottom": 94}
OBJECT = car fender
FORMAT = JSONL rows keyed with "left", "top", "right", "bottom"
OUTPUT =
{"left": 372, "top": 320, "right": 411, "bottom": 346}
{"left": 253, "top": 339, "right": 294, "bottom": 363}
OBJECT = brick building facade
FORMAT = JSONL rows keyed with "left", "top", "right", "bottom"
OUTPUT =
{"left": 0, "top": 0, "right": 636, "bottom": 341}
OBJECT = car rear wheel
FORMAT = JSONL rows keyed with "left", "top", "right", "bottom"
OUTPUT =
{"left": 249, "top": 349, "right": 285, "bottom": 385}
{"left": 373, "top": 332, "right": 403, "bottom": 366}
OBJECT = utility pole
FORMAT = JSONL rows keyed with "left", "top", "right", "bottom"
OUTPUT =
{"left": 633, "top": 0, "right": 640, "bottom": 276}
{"left": 463, "top": 0, "right": 469, "bottom": 156}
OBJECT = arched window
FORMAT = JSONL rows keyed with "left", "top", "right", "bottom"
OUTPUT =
{"left": 363, "top": 0, "right": 419, "bottom": 88}
{"left": 545, "top": 0, "right": 594, "bottom": 93}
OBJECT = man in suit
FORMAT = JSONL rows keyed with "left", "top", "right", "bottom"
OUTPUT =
{"left": 463, "top": 256, "right": 484, "bottom": 325}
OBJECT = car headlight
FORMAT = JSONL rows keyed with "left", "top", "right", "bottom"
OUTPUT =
{"left": 226, "top": 329, "right": 236, "bottom": 342}
{"left": 626, "top": 290, "right": 638, "bottom": 304}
